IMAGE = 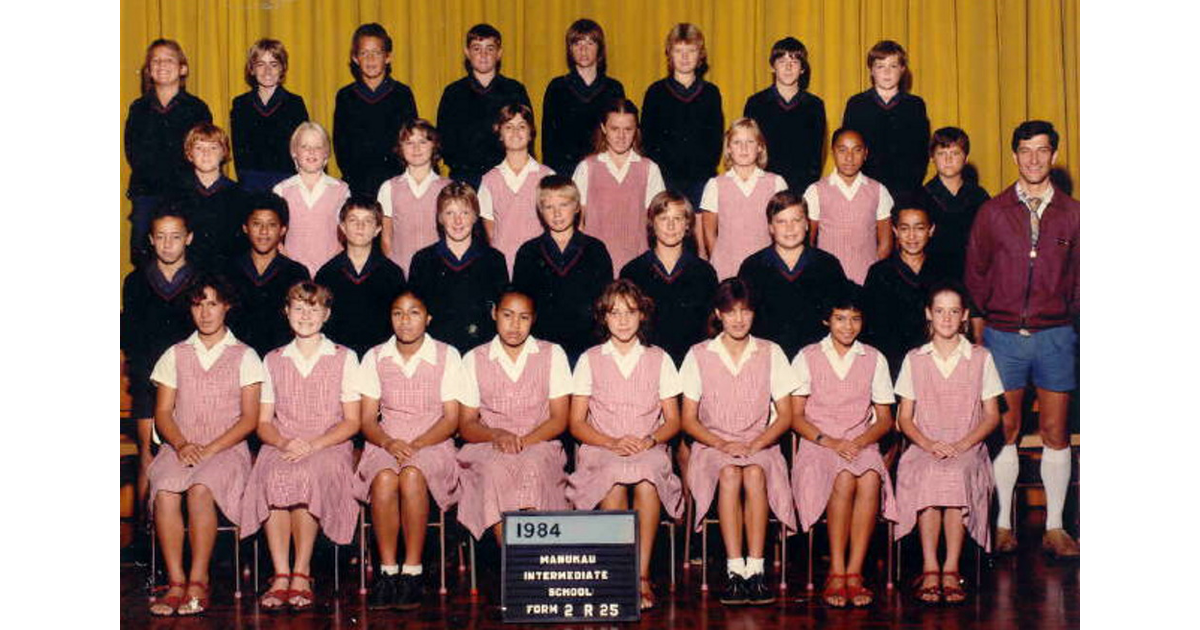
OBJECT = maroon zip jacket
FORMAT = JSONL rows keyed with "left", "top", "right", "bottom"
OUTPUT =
{"left": 964, "top": 183, "right": 1079, "bottom": 332}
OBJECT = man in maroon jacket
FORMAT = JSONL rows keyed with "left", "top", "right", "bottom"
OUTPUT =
{"left": 965, "top": 120, "right": 1079, "bottom": 558}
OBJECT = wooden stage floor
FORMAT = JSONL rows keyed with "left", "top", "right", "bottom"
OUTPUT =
{"left": 119, "top": 517, "right": 1078, "bottom": 629}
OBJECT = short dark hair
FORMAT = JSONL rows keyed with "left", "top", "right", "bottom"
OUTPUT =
{"left": 339, "top": 195, "right": 384, "bottom": 225}
{"left": 187, "top": 272, "right": 240, "bottom": 309}
{"left": 831, "top": 127, "right": 867, "bottom": 150}
{"left": 243, "top": 192, "right": 290, "bottom": 227}
{"left": 566, "top": 19, "right": 607, "bottom": 76}
{"left": 593, "top": 279, "right": 655, "bottom": 344}
{"left": 349, "top": 23, "right": 393, "bottom": 82}
{"left": 765, "top": 190, "right": 807, "bottom": 222}
{"left": 930, "top": 126, "right": 971, "bottom": 157}
{"left": 1011, "top": 120, "right": 1059, "bottom": 153}
{"left": 151, "top": 201, "right": 191, "bottom": 232}
{"left": 768, "top": 37, "right": 811, "bottom": 91}
{"left": 707, "top": 278, "right": 755, "bottom": 337}
{"left": 889, "top": 191, "right": 933, "bottom": 225}
{"left": 822, "top": 281, "right": 865, "bottom": 318}
{"left": 464, "top": 23, "right": 503, "bottom": 73}
{"left": 394, "top": 118, "right": 442, "bottom": 169}
{"left": 496, "top": 284, "right": 536, "bottom": 314}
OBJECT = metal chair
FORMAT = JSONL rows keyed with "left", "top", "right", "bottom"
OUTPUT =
{"left": 357, "top": 503, "right": 451, "bottom": 595}
{"left": 685, "top": 492, "right": 791, "bottom": 593}
{"left": 149, "top": 519, "right": 257, "bottom": 600}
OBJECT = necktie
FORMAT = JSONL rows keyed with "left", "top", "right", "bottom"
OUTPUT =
{"left": 1026, "top": 197, "right": 1042, "bottom": 249}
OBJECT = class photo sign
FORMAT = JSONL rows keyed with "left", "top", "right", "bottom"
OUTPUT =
{"left": 501, "top": 511, "right": 639, "bottom": 623}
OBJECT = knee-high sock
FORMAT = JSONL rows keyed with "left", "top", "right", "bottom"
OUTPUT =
{"left": 993, "top": 445, "right": 1019, "bottom": 529}
{"left": 1041, "top": 446, "right": 1072, "bottom": 531}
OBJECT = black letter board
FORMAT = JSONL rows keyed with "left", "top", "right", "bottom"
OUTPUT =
{"left": 501, "top": 510, "right": 639, "bottom": 623}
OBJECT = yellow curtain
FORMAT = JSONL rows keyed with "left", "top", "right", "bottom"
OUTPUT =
{"left": 120, "top": 0, "right": 1080, "bottom": 280}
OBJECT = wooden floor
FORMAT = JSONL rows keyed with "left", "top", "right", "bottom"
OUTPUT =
{"left": 119, "top": 516, "right": 1078, "bottom": 629}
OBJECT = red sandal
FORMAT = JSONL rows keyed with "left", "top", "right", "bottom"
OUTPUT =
{"left": 288, "top": 573, "right": 315, "bottom": 611}
{"left": 639, "top": 576, "right": 656, "bottom": 611}
{"left": 821, "top": 573, "right": 847, "bottom": 608}
{"left": 843, "top": 573, "right": 874, "bottom": 607}
{"left": 149, "top": 581, "right": 187, "bottom": 616}
{"left": 176, "top": 581, "right": 210, "bottom": 616}
{"left": 260, "top": 574, "right": 291, "bottom": 612}
{"left": 941, "top": 571, "right": 968, "bottom": 605}
{"left": 912, "top": 571, "right": 942, "bottom": 605}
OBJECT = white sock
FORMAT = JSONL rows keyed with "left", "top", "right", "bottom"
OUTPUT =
{"left": 993, "top": 444, "right": 1019, "bottom": 529}
{"left": 380, "top": 564, "right": 400, "bottom": 576}
{"left": 726, "top": 557, "right": 745, "bottom": 577}
{"left": 1041, "top": 446, "right": 1072, "bottom": 531}
{"left": 401, "top": 564, "right": 423, "bottom": 576}
{"left": 745, "top": 557, "right": 765, "bottom": 577}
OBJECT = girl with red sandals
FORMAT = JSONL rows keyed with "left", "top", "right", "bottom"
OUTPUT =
{"left": 146, "top": 275, "right": 263, "bottom": 616}
{"left": 893, "top": 282, "right": 1002, "bottom": 604}
{"left": 239, "top": 282, "right": 363, "bottom": 611}
{"left": 789, "top": 284, "right": 898, "bottom": 608}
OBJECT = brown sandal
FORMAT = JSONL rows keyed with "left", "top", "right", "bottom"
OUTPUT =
{"left": 260, "top": 574, "right": 291, "bottom": 612}
{"left": 149, "top": 581, "right": 187, "bottom": 616}
{"left": 639, "top": 576, "right": 655, "bottom": 611}
{"left": 912, "top": 571, "right": 942, "bottom": 604}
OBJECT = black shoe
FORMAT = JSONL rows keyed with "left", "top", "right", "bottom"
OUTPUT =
{"left": 367, "top": 574, "right": 398, "bottom": 610}
{"left": 394, "top": 574, "right": 424, "bottom": 611}
{"left": 719, "top": 573, "right": 748, "bottom": 605}
{"left": 744, "top": 573, "right": 776, "bottom": 605}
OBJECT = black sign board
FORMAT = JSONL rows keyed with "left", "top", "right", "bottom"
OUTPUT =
{"left": 501, "top": 510, "right": 639, "bottom": 623}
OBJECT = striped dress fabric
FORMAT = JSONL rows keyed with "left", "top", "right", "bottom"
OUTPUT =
{"left": 814, "top": 175, "right": 883, "bottom": 284}
{"left": 708, "top": 173, "right": 782, "bottom": 280}
{"left": 384, "top": 174, "right": 450, "bottom": 272}
{"left": 580, "top": 155, "right": 652, "bottom": 273}
{"left": 483, "top": 164, "right": 555, "bottom": 276}
{"left": 277, "top": 175, "right": 351, "bottom": 277}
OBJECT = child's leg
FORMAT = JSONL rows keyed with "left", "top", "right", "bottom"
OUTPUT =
{"left": 398, "top": 467, "right": 430, "bottom": 568}
{"left": 845, "top": 472, "right": 881, "bottom": 606}
{"left": 151, "top": 491, "right": 187, "bottom": 612}
{"left": 183, "top": 485, "right": 218, "bottom": 592}
{"left": 632, "top": 482, "right": 661, "bottom": 580}
{"left": 826, "top": 471, "right": 856, "bottom": 576}
{"left": 717, "top": 466, "right": 746, "bottom": 563}
{"left": 288, "top": 508, "right": 319, "bottom": 606}
{"left": 941, "top": 508, "right": 968, "bottom": 601}
{"left": 370, "top": 470, "right": 401, "bottom": 569}
{"left": 916, "top": 508, "right": 943, "bottom": 601}
{"left": 492, "top": 522, "right": 504, "bottom": 547}
{"left": 262, "top": 509, "right": 293, "bottom": 606}
{"left": 599, "top": 485, "right": 629, "bottom": 510}
{"left": 741, "top": 466, "right": 768, "bottom": 562}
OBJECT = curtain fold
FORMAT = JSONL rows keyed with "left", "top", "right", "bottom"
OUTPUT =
{"left": 120, "top": 0, "right": 1079, "bottom": 278}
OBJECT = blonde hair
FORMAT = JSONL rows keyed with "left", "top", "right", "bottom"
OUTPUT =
{"left": 286, "top": 281, "right": 333, "bottom": 308}
{"left": 184, "top": 123, "right": 231, "bottom": 164}
{"left": 289, "top": 121, "right": 331, "bottom": 171}
{"left": 245, "top": 38, "right": 289, "bottom": 87}
{"left": 722, "top": 117, "right": 769, "bottom": 170}
{"left": 664, "top": 23, "right": 708, "bottom": 76}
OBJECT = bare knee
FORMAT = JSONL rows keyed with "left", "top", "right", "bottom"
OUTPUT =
{"left": 718, "top": 466, "right": 743, "bottom": 489}
{"left": 741, "top": 465, "right": 766, "bottom": 492}
{"left": 830, "top": 472, "right": 856, "bottom": 499}
{"left": 186, "top": 484, "right": 213, "bottom": 502}
{"left": 398, "top": 466, "right": 427, "bottom": 493}
{"left": 371, "top": 470, "right": 400, "bottom": 502}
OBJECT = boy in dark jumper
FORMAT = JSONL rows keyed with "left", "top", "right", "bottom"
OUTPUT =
{"left": 743, "top": 37, "right": 826, "bottom": 194}
{"left": 922, "top": 127, "right": 990, "bottom": 280}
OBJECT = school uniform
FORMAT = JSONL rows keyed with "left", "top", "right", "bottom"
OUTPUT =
{"left": 541, "top": 71, "right": 626, "bottom": 176}
{"left": 512, "top": 231, "right": 614, "bottom": 364}
{"left": 893, "top": 338, "right": 1005, "bottom": 550}
{"left": 789, "top": 336, "right": 898, "bottom": 532}
{"left": 354, "top": 335, "right": 466, "bottom": 510}
{"left": 456, "top": 337, "right": 572, "bottom": 539}
{"left": 572, "top": 151, "right": 665, "bottom": 272}
{"left": 173, "top": 173, "right": 248, "bottom": 270}
{"left": 680, "top": 335, "right": 799, "bottom": 533}
{"left": 124, "top": 89, "right": 213, "bottom": 261}
{"left": 224, "top": 251, "right": 311, "bottom": 358}
{"left": 376, "top": 170, "right": 451, "bottom": 272}
{"left": 619, "top": 249, "right": 718, "bottom": 367}
{"left": 743, "top": 86, "right": 827, "bottom": 194}
{"left": 333, "top": 77, "right": 418, "bottom": 197}
{"left": 640, "top": 77, "right": 724, "bottom": 207}
{"left": 478, "top": 159, "right": 555, "bottom": 275}
{"left": 861, "top": 252, "right": 968, "bottom": 378}
{"left": 436, "top": 74, "right": 532, "bottom": 188}
{"left": 923, "top": 177, "right": 990, "bottom": 281}
{"left": 842, "top": 90, "right": 930, "bottom": 197}
{"left": 802, "top": 172, "right": 894, "bottom": 284}
{"left": 240, "top": 336, "right": 361, "bottom": 544}
{"left": 566, "top": 342, "right": 684, "bottom": 517}
{"left": 147, "top": 330, "right": 264, "bottom": 524}
{"left": 272, "top": 173, "right": 351, "bottom": 277}
{"left": 407, "top": 239, "right": 509, "bottom": 354}
{"left": 736, "top": 246, "right": 848, "bottom": 359}
{"left": 230, "top": 87, "right": 310, "bottom": 192}
{"left": 121, "top": 263, "right": 200, "bottom": 418}
{"left": 700, "top": 168, "right": 789, "bottom": 280}
{"left": 314, "top": 248, "right": 406, "bottom": 358}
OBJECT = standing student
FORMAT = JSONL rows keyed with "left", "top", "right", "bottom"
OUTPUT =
{"left": 437, "top": 24, "right": 532, "bottom": 189}
{"left": 803, "top": 128, "right": 894, "bottom": 284}
{"left": 743, "top": 37, "right": 826, "bottom": 195}
{"left": 146, "top": 275, "right": 263, "bottom": 617}
{"left": 567, "top": 280, "right": 684, "bottom": 611}
{"left": 122, "top": 205, "right": 201, "bottom": 517}
{"left": 240, "top": 282, "right": 362, "bottom": 612}
{"left": 273, "top": 121, "right": 350, "bottom": 277}
{"left": 456, "top": 288, "right": 572, "bottom": 542}
{"left": 356, "top": 291, "right": 466, "bottom": 611}
{"left": 512, "top": 175, "right": 613, "bottom": 364}
{"left": 230, "top": 38, "right": 310, "bottom": 192}
{"left": 174, "top": 122, "right": 247, "bottom": 271}
{"left": 315, "top": 197, "right": 406, "bottom": 358}
{"left": 572, "top": 98, "right": 666, "bottom": 272}
{"left": 225, "top": 192, "right": 312, "bottom": 358}
{"left": 333, "top": 23, "right": 418, "bottom": 198}
{"left": 377, "top": 119, "right": 451, "bottom": 272}
{"left": 965, "top": 120, "right": 1079, "bottom": 558}
{"left": 894, "top": 282, "right": 1003, "bottom": 605}
{"left": 842, "top": 40, "right": 930, "bottom": 197}
{"left": 542, "top": 19, "right": 626, "bottom": 177}
{"left": 680, "top": 278, "right": 799, "bottom": 606}
{"left": 125, "top": 39, "right": 213, "bottom": 263}
{"left": 923, "top": 127, "right": 990, "bottom": 280}
{"left": 620, "top": 190, "right": 717, "bottom": 368}
{"left": 408, "top": 182, "right": 509, "bottom": 354}
{"left": 641, "top": 23, "right": 724, "bottom": 213}
{"left": 478, "top": 104, "right": 556, "bottom": 275}
{"left": 700, "top": 118, "right": 788, "bottom": 279}
{"left": 737, "top": 191, "right": 847, "bottom": 359}
{"left": 789, "top": 285, "right": 897, "bottom": 608}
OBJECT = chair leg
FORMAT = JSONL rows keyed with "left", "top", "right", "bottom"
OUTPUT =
{"left": 886, "top": 522, "right": 894, "bottom": 591}
{"left": 668, "top": 521, "right": 676, "bottom": 592}
{"left": 334, "top": 543, "right": 340, "bottom": 592}
{"left": 149, "top": 528, "right": 157, "bottom": 601}
{"left": 439, "top": 509, "right": 448, "bottom": 596}
{"left": 253, "top": 537, "right": 259, "bottom": 593}
{"left": 358, "top": 511, "right": 368, "bottom": 595}
{"left": 682, "top": 497, "right": 693, "bottom": 571}
{"left": 779, "top": 526, "right": 788, "bottom": 592}
{"left": 700, "top": 518, "right": 708, "bottom": 592}
{"left": 469, "top": 537, "right": 478, "bottom": 597}
{"left": 233, "top": 527, "right": 242, "bottom": 599}
{"left": 805, "top": 528, "right": 814, "bottom": 592}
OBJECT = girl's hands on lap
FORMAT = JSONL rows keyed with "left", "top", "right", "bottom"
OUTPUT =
{"left": 385, "top": 438, "right": 415, "bottom": 463}
{"left": 492, "top": 430, "right": 523, "bottom": 454}
{"left": 612, "top": 435, "right": 647, "bottom": 456}
{"left": 831, "top": 438, "right": 862, "bottom": 461}
{"left": 718, "top": 441, "right": 752, "bottom": 458}
{"left": 927, "top": 441, "right": 958, "bottom": 459}
{"left": 177, "top": 442, "right": 204, "bottom": 466}
{"left": 281, "top": 437, "right": 313, "bottom": 462}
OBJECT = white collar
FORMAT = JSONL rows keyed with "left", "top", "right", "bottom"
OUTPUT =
{"left": 705, "top": 334, "right": 760, "bottom": 360}
{"left": 1016, "top": 181, "right": 1055, "bottom": 208}
{"left": 818, "top": 334, "right": 866, "bottom": 356}
{"left": 600, "top": 339, "right": 645, "bottom": 358}
{"left": 498, "top": 157, "right": 542, "bottom": 180}
{"left": 598, "top": 151, "right": 642, "bottom": 166}
{"left": 281, "top": 334, "right": 338, "bottom": 361}
{"left": 487, "top": 335, "right": 541, "bottom": 362}
{"left": 915, "top": 336, "right": 973, "bottom": 360}
{"left": 726, "top": 167, "right": 766, "bottom": 182}
{"left": 401, "top": 169, "right": 441, "bottom": 198}
{"left": 378, "top": 333, "right": 438, "bottom": 368}
{"left": 185, "top": 329, "right": 239, "bottom": 352}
